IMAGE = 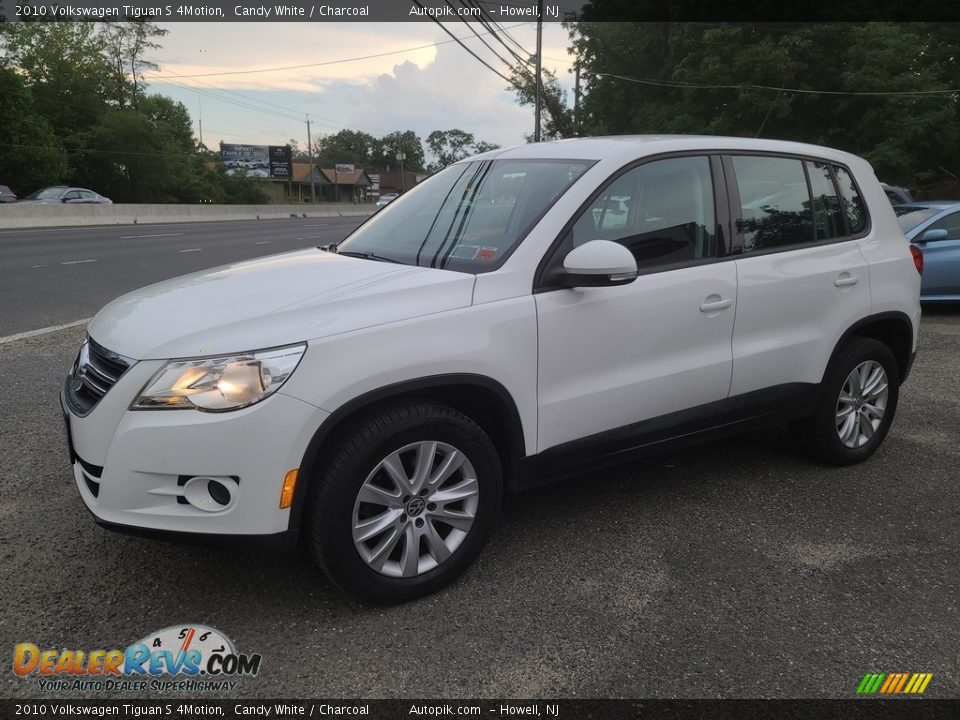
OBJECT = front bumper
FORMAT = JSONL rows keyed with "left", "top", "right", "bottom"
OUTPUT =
{"left": 62, "top": 360, "right": 329, "bottom": 536}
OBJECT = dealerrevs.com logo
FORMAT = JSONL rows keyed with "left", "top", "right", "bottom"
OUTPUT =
{"left": 13, "top": 625, "right": 262, "bottom": 692}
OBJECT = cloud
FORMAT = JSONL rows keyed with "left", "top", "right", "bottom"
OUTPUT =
{"left": 148, "top": 22, "right": 575, "bottom": 152}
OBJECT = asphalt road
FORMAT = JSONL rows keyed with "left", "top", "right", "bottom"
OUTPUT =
{"left": 0, "top": 217, "right": 367, "bottom": 337}
{"left": 1, "top": 294, "right": 958, "bottom": 698}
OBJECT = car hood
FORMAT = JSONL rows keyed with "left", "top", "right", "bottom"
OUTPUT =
{"left": 87, "top": 249, "right": 476, "bottom": 359}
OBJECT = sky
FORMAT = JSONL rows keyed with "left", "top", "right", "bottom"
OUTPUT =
{"left": 145, "top": 22, "right": 577, "bottom": 161}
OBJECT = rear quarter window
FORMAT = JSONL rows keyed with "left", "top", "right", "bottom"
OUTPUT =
{"left": 833, "top": 166, "right": 868, "bottom": 235}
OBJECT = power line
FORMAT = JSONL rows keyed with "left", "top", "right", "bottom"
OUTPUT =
{"left": 447, "top": 0, "right": 524, "bottom": 73}
{"left": 142, "top": 23, "right": 529, "bottom": 80}
{"left": 459, "top": 0, "right": 533, "bottom": 66}
{"left": 594, "top": 72, "right": 960, "bottom": 97}
{"left": 411, "top": 0, "right": 518, "bottom": 87}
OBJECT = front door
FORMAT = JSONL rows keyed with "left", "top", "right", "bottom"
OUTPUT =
{"left": 535, "top": 155, "right": 737, "bottom": 454}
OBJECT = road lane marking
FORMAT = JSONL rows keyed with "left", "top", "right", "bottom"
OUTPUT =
{"left": 119, "top": 232, "right": 184, "bottom": 239}
{"left": 0, "top": 318, "right": 91, "bottom": 346}
{"left": 255, "top": 241, "right": 271, "bottom": 245}
{"left": 61, "top": 259, "right": 97, "bottom": 265}
{"left": 179, "top": 248, "right": 202, "bottom": 253}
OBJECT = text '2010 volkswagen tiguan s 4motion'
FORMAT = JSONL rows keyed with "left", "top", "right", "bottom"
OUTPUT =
{"left": 63, "top": 137, "right": 922, "bottom": 603}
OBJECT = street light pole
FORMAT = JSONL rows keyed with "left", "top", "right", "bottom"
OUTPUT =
{"left": 534, "top": 0, "right": 543, "bottom": 142}
{"left": 396, "top": 150, "right": 406, "bottom": 191}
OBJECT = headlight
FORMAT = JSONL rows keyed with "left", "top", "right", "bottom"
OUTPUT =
{"left": 132, "top": 344, "right": 306, "bottom": 412}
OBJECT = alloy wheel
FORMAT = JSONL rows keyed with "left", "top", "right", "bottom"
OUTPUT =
{"left": 835, "top": 360, "right": 889, "bottom": 449}
{"left": 351, "top": 441, "right": 479, "bottom": 578}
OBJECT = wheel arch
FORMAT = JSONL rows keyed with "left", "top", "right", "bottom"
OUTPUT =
{"left": 825, "top": 311, "right": 915, "bottom": 384}
{"left": 287, "top": 374, "right": 527, "bottom": 534}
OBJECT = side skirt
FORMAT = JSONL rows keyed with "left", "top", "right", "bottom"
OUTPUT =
{"left": 513, "top": 383, "right": 819, "bottom": 492}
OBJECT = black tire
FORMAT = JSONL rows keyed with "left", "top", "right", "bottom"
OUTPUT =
{"left": 307, "top": 401, "right": 502, "bottom": 604}
{"left": 797, "top": 336, "right": 900, "bottom": 466}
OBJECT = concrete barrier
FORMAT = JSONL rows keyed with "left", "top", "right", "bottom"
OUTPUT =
{"left": 0, "top": 203, "right": 376, "bottom": 230}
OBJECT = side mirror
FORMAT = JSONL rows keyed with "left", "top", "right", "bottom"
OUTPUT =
{"left": 918, "top": 228, "right": 948, "bottom": 243}
{"left": 559, "top": 240, "right": 638, "bottom": 288}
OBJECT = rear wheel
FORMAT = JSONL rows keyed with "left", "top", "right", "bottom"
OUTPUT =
{"left": 797, "top": 337, "right": 900, "bottom": 465}
{"left": 307, "top": 402, "right": 502, "bottom": 604}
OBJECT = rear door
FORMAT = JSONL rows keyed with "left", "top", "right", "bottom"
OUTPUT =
{"left": 725, "top": 155, "right": 872, "bottom": 407}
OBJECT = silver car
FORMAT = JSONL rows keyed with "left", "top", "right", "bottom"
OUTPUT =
{"left": 22, "top": 186, "right": 112, "bottom": 204}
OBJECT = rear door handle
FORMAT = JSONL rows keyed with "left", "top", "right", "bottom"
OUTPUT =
{"left": 835, "top": 273, "right": 859, "bottom": 287}
{"left": 699, "top": 297, "right": 733, "bottom": 312}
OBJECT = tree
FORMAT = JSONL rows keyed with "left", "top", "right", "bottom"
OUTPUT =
{"left": 76, "top": 95, "right": 204, "bottom": 203}
{"left": 100, "top": 20, "right": 169, "bottom": 109}
{"left": 314, "top": 129, "right": 379, "bottom": 167}
{"left": 426, "top": 130, "right": 500, "bottom": 171}
{"left": 567, "top": 21, "right": 960, "bottom": 187}
{"left": 0, "top": 67, "right": 67, "bottom": 193}
{"left": 508, "top": 64, "right": 575, "bottom": 141}
{"left": 371, "top": 130, "right": 426, "bottom": 172}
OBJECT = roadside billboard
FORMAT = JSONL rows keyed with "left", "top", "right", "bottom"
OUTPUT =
{"left": 220, "top": 143, "right": 292, "bottom": 179}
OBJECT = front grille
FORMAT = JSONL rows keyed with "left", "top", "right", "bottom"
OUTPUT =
{"left": 65, "top": 338, "right": 134, "bottom": 416}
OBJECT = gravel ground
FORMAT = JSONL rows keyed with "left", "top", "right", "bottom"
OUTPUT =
{"left": 1, "top": 307, "right": 958, "bottom": 700}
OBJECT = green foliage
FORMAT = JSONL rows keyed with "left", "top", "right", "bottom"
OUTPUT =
{"left": 568, "top": 21, "right": 960, "bottom": 187}
{"left": 372, "top": 130, "right": 426, "bottom": 172}
{"left": 426, "top": 130, "right": 500, "bottom": 171}
{"left": 0, "top": 67, "right": 67, "bottom": 193}
{"left": 314, "top": 129, "right": 380, "bottom": 168}
{"left": 508, "top": 64, "right": 575, "bottom": 141}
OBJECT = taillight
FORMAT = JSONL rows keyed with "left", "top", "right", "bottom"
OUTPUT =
{"left": 910, "top": 244, "right": 924, "bottom": 275}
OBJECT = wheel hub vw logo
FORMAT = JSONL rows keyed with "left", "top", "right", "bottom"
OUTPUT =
{"left": 406, "top": 497, "right": 426, "bottom": 516}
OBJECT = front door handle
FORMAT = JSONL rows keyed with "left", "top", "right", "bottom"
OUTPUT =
{"left": 700, "top": 297, "right": 733, "bottom": 312}
{"left": 835, "top": 273, "right": 859, "bottom": 288}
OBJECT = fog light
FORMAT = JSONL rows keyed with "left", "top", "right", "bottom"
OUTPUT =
{"left": 279, "top": 469, "right": 298, "bottom": 509}
{"left": 182, "top": 476, "right": 239, "bottom": 512}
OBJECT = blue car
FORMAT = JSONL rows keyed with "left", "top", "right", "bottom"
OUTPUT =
{"left": 895, "top": 202, "right": 960, "bottom": 301}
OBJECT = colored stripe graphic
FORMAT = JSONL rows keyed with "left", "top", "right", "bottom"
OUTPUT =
{"left": 857, "top": 673, "right": 932, "bottom": 695}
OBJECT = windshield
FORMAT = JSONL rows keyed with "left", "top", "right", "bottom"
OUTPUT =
{"left": 894, "top": 205, "right": 941, "bottom": 233}
{"left": 26, "top": 188, "right": 65, "bottom": 200}
{"left": 337, "top": 159, "right": 593, "bottom": 273}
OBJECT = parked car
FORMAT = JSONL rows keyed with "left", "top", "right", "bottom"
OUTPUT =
{"left": 0, "top": 184, "right": 17, "bottom": 203}
{"left": 376, "top": 193, "right": 399, "bottom": 207}
{"left": 881, "top": 183, "right": 914, "bottom": 205}
{"left": 895, "top": 201, "right": 960, "bottom": 301}
{"left": 22, "top": 186, "right": 112, "bottom": 204}
{"left": 63, "top": 136, "right": 920, "bottom": 603}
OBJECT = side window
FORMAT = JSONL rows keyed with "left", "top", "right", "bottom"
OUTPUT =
{"left": 569, "top": 156, "right": 717, "bottom": 271}
{"left": 926, "top": 212, "right": 960, "bottom": 240}
{"left": 63, "top": 191, "right": 79, "bottom": 201}
{"left": 833, "top": 166, "right": 868, "bottom": 234}
{"left": 806, "top": 161, "right": 845, "bottom": 240}
{"left": 732, "top": 155, "right": 812, "bottom": 252}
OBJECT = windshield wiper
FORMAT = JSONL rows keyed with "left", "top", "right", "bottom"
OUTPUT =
{"left": 335, "top": 250, "right": 403, "bottom": 264}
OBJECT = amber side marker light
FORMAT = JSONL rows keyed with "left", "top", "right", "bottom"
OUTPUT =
{"left": 280, "top": 469, "right": 299, "bottom": 508}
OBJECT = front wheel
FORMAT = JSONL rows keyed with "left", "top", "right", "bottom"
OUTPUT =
{"left": 307, "top": 402, "right": 502, "bottom": 604}
{"left": 797, "top": 336, "right": 901, "bottom": 466}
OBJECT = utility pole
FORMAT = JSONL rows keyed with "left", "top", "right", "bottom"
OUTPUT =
{"left": 306, "top": 115, "right": 316, "bottom": 204}
{"left": 534, "top": 0, "right": 543, "bottom": 142}
{"left": 573, "top": 61, "right": 581, "bottom": 137}
{"left": 198, "top": 95, "right": 204, "bottom": 148}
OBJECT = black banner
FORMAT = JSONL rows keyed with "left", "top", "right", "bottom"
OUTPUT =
{"left": 5, "top": 0, "right": 960, "bottom": 22}
{"left": 3, "top": 700, "right": 960, "bottom": 720}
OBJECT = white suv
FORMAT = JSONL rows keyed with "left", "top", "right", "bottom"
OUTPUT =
{"left": 63, "top": 136, "right": 922, "bottom": 603}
